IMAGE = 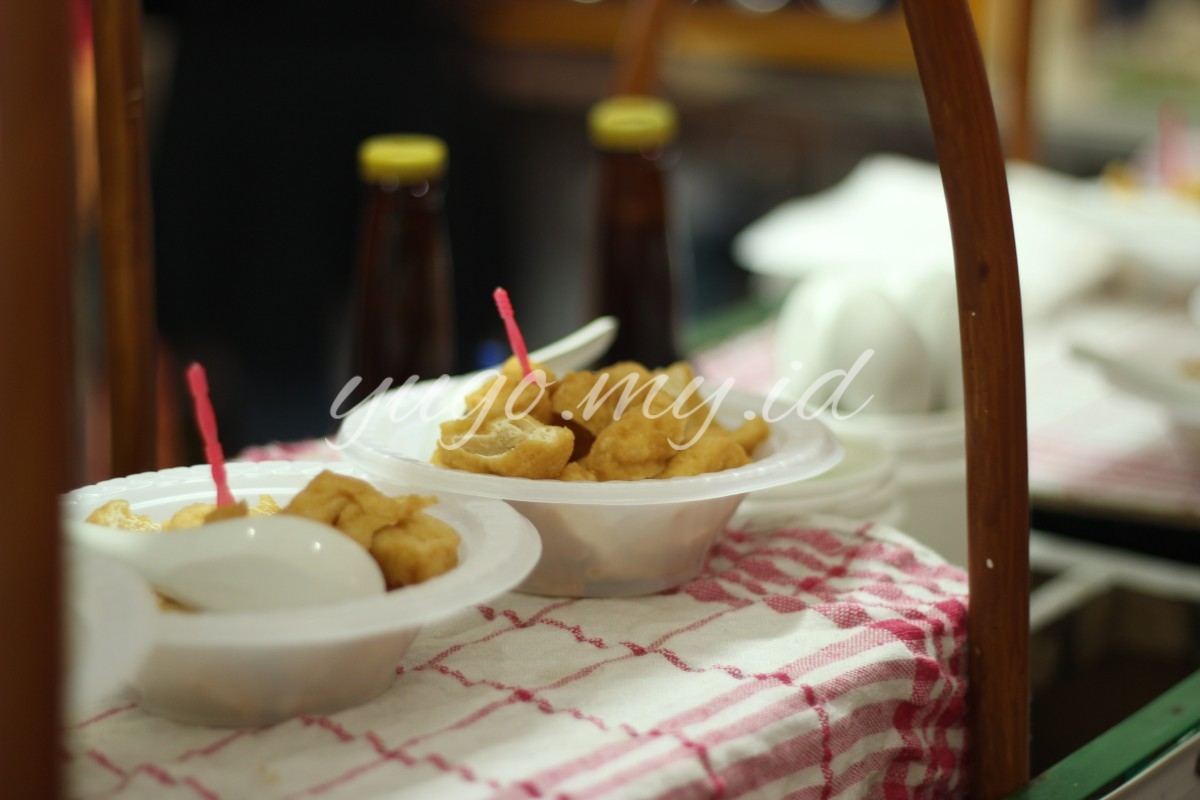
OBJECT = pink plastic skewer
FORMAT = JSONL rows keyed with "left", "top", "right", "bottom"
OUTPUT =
{"left": 185, "top": 362, "right": 236, "bottom": 507}
{"left": 493, "top": 287, "right": 532, "bottom": 378}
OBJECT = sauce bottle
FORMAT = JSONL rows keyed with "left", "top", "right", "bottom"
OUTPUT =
{"left": 586, "top": 95, "right": 684, "bottom": 368}
{"left": 349, "top": 134, "right": 455, "bottom": 406}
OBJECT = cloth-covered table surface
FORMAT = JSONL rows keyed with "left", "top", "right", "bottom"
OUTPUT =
{"left": 66, "top": 514, "right": 968, "bottom": 800}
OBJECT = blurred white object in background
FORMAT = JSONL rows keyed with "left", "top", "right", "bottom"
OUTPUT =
{"left": 826, "top": 410, "right": 968, "bottom": 567}
{"left": 734, "top": 153, "right": 1123, "bottom": 320}
{"left": 770, "top": 270, "right": 968, "bottom": 564}
{"left": 774, "top": 269, "right": 959, "bottom": 416}
{"left": 1075, "top": 181, "right": 1200, "bottom": 294}
{"left": 738, "top": 434, "right": 904, "bottom": 527}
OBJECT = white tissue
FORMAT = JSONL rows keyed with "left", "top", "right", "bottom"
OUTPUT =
{"left": 734, "top": 153, "right": 1122, "bottom": 320}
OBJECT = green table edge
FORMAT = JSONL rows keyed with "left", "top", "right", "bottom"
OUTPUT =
{"left": 1009, "top": 668, "right": 1200, "bottom": 799}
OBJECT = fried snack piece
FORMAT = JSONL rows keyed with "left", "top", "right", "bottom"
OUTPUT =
{"left": 282, "top": 470, "right": 458, "bottom": 588}
{"left": 463, "top": 358, "right": 557, "bottom": 425}
{"left": 371, "top": 511, "right": 460, "bottom": 586}
{"left": 731, "top": 416, "right": 771, "bottom": 456}
{"left": 163, "top": 503, "right": 215, "bottom": 530}
{"left": 205, "top": 500, "right": 250, "bottom": 524}
{"left": 433, "top": 414, "right": 574, "bottom": 479}
{"left": 86, "top": 500, "right": 160, "bottom": 532}
{"left": 653, "top": 362, "right": 706, "bottom": 416}
{"left": 581, "top": 406, "right": 688, "bottom": 481}
{"left": 549, "top": 371, "right": 610, "bottom": 436}
{"left": 558, "top": 461, "right": 597, "bottom": 481}
{"left": 550, "top": 362, "right": 662, "bottom": 437}
{"left": 557, "top": 415, "right": 596, "bottom": 462}
{"left": 162, "top": 495, "right": 281, "bottom": 531}
{"left": 435, "top": 356, "right": 773, "bottom": 483}
{"left": 659, "top": 430, "right": 751, "bottom": 478}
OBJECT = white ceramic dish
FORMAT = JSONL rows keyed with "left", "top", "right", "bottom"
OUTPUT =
{"left": 335, "top": 384, "right": 843, "bottom": 597}
{"left": 65, "top": 547, "right": 157, "bottom": 718}
{"left": 61, "top": 461, "right": 541, "bottom": 727}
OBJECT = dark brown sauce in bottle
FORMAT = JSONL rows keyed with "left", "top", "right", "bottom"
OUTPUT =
{"left": 587, "top": 96, "right": 682, "bottom": 369}
{"left": 348, "top": 135, "right": 454, "bottom": 408}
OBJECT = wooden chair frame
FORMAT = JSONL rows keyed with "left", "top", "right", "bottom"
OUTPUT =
{"left": 900, "top": 3, "right": 1031, "bottom": 797}
{"left": 0, "top": 1, "right": 1031, "bottom": 797}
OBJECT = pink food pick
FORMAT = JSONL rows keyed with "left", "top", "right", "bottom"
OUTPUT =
{"left": 185, "top": 362, "right": 236, "bottom": 507}
{"left": 493, "top": 287, "right": 532, "bottom": 379}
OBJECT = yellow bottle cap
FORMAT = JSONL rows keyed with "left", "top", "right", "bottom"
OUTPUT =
{"left": 359, "top": 134, "right": 447, "bottom": 183}
{"left": 588, "top": 96, "right": 678, "bottom": 152}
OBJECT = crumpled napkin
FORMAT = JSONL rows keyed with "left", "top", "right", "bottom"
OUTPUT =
{"left": 733, "top": 153, "right": 1123, "bottom": 320}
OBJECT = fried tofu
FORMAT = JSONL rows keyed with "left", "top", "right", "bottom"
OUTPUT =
{"left": 731, "top": 416, "right": 771, "bottom": 457}
{"left": 659, "top": 430, "right": 751, "bottom": 478}
{"left": 433, "top": 414, "right": 574, "bottom": 480}
{"left": 87, "top": 471, "right": 461, "bottom": 606}
{"left": 282, "top": 470, "right": 458, "bottom": 588}
{"left": 581, "top": 407, "right": 688, "bottom": 481}
{"left": 86, "top": 499, "right": 159, "bottom": 532}
{"left": 162, "top": 495, "right": 281, "bottom": 531}
{"left": 462, "top": 358, "right": 557, "bottom": 425}
{"left": 435, "top": 357, "right": 772, "bottom": 483}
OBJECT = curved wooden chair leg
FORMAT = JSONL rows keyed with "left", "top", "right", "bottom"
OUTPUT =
{"left": 1006, "top": 0, "right": 1038, "bottom": 162}
{"left": 93, "top": 0, "right": 158, "bottom": 478}
{"left": 899, "top": 2, "right": 1031, "bottom": 798}
{"left": 0, "top": 2, "right": 74, "bottom": 797}
{"left": 610, "top": 0, "right": 681, "bottom": 97}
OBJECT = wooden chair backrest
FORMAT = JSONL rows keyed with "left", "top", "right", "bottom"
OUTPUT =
{"left": 0, "top": 2, "right": 1029, "bottom": 798}
{"left": 93, "top": 0, "right": 158, "bottom": 479}
{"left": 900, "top": 2, "right": 1031, "bottom": 798}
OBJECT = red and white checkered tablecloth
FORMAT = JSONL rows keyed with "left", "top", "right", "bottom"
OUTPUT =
{"left": 66, "top": 516, "right": 968, "bottom": 800}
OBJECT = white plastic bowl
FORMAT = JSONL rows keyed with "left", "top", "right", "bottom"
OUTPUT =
{"left": 65, "top": 547, "right": 157, "bottom": 718}
{"left": 61, "top": 461, "right": 541, "bottom": 727}
{"left": 737, "top": 435, "right": 904, "bottom": 526}
{"left": 335, "top": 384, "right": 843, "bottom": 597}
{"left": 823, "top": 408, "right": 968, "bottom": 566}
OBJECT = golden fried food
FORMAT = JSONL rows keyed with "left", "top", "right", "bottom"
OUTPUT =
{"left": 163, "top": 495, "right": 281, "bottom": 531}
{"left": 87, "top": 500, "right": 159, "bottom": 532}
{"left": 659, "top": 430, "right": 750, "bottom": 479}
{"left": 433, "top": 414, "right": 574, "bottom": 479}
{"left": 730, "top": 416, "right": 770, "bottom": 455}
{"left": 653, "top": 362, "right": 705, "bottom": 414}
{"left": 551, "top": 362, "right": 661, "bottom": 437}
{"left": 463, "top": 357, "right": 557, "bottom": 425}
{"left": 88, "top": 471, "right": 460, "bottom": 608}
{"left": 558, "top": 461, "right": 597, "bottom": 481}
{"left": 435, "top": 358, "right": 771, "bottom": 482}
{"left": 580, "top": 406, "right": 688, "bottom": 481}
{"left": 282, "top": 470, "right": 459, "bottom": 589}
{"left": 371, "top": 511, "right": 460, "bottom": 586}
{"left": 89, "top": 496, "right": 281, "bottom": 613}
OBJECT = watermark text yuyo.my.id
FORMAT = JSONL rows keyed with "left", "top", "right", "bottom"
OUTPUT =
{"left": 329, "top": 349, "right": 877, "bottom": 451}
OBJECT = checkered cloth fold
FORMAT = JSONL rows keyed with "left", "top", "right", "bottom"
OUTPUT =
{"left": 67, "top": 515, "right": 967, "bottom": 800}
